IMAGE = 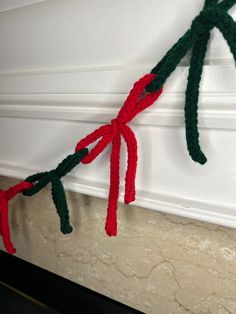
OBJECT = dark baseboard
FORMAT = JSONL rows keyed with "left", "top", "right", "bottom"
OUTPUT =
{"left": 0, "top": 250, "right": 143, "bottom": 314}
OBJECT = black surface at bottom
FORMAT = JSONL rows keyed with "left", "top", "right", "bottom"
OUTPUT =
{"left": 0, "top": 283, "right": 55, "bottom": 314}
{"left": 0, "top": 251, "right": 143, "bottom": 314}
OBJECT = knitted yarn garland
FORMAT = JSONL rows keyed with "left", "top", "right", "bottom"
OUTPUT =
{"left": 0, "top": 0, "right": 235, "bottom": 254}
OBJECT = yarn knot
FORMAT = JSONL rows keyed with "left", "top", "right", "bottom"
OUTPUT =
{"left": 23, "top": 149, "right": 88, "bottom": 234}
{"left": 191, "top": 6, "right": 224, "bottom": 41}
{"left": 75, "top": 73, "right": 163, "bottom": 236}
{"left": 111, "top": 118, "right": 120, "bottom": 134}
{"left": 48, "top": 170, "right": 58, "bottom": 182}
{"left": 0, "top": 181, "right": 33, "bottom": 254}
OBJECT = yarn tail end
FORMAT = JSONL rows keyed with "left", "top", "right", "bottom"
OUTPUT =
{"left": 105, "top": 220, "right": 117, "bottom": 237}
{"left": 124, "top": 196, "right": 135, "bottom": 204}
{"left": 124, "top": 190, "right": 135, "bottom": 204}
{"left": 61, "top": 224, "right": 73, "bottom": 234}
{"left": 5, "top": 244, "right": 16, "bottom": 255}
{"left": 190, "top": 151, "right": 207, "bottom": 165}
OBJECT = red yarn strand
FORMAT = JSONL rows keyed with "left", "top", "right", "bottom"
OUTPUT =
{"left": 120, "top": 123, "right": 137, "bottom": 204}
{"left": 0, "top": 181, "right": 33, "bottom": 254}
{"left": 105, "top": 133, "right": 121, "bottom": 236}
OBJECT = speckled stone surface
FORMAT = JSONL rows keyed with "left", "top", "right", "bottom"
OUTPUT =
{"left": 1, "top": 175, "right": 236, "bottom": 314}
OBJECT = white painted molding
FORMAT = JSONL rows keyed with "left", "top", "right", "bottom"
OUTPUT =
{"left": 0, "top": 92, "right": 236, "bottom": 130}
{"left": 1, "top": 162, "right": 236, "bottom": 229}
{"left": 0, "top": 65, "right": 235, "bottom": 94}
{"left": 0, "top": 65, "right": 236, "bottom": 130}
{"left": 0, "top": 0, "right": 46, "bottom": 12}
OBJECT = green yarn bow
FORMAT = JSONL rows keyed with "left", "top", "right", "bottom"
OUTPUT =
{"left": 23, "top": 149, "right": 88, "bottom": 234}
{"left": 146, "top": 0, "right": 236, "bottom": 164}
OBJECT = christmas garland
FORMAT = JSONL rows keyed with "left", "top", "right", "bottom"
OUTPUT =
{"left": 0, "top": 0, "right": 235, "bottom": 254}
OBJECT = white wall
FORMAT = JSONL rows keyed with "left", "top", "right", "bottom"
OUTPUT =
{"left": 0, "top": 0, "right": 236, "bottom": 228}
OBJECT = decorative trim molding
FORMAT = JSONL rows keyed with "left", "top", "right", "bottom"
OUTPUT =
{"left": 0, "top": 65, "right": 235, "bottom": 94}
{"left": 0, "top": 64, "right": 236, "bottom": 130}
{"left": 0, "top": 92, "right": 236, "bottom": 130}
{"left": 0, "top": 161, "right": 236, "bottom": 229}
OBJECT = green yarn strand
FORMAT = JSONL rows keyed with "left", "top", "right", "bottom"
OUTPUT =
{"left": 55, "top": 149, "right": 88, "bottom": 178}
{"left": 51, "top": 176, "right": 73, "bottom": 234}
{"left": 150, "top": 30, "right": 192, "bottom": 76}
{"left": 149, "top": 30, "right": 192, "bottom": 90}
{"left": 213, "top": 8, "right": 236, "bottom": 61}
{"left": 219, "top": 0, "right": 236, "bottom": 10}
{"left": 185, "top": 34, "right": 209, "bottom": 165}
{"left": 184, "top": 0, "right": 217, "bottom": 165}
{"left": 204, "top": 0, "right": 218, "bottom": 6}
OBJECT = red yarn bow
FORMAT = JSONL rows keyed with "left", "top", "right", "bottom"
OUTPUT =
{"left": 75, "top": 73, "right": 163, "bottom": 236}
{"left": 0, "top": 181, "right": 33, "bottom": 254}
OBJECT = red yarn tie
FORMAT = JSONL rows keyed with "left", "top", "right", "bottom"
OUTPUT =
{"left": 0, "top": 181, "right": 33, "bottom": 254}
{"left": 75, "top": 73, "right": 163, "bottom": 236}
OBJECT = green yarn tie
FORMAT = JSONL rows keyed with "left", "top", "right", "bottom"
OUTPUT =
{"left": 145, "top": 0, "right": 236, "bottom": 164}
{"left": 23, "top": 149, "right": 88, "bottom": 234}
